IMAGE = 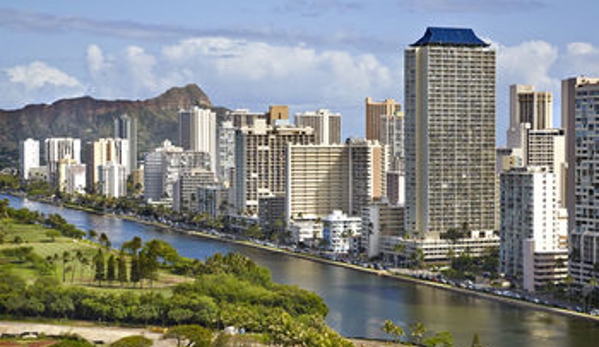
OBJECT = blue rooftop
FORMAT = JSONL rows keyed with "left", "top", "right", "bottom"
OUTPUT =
{"left": 411, "top": 27, "right": 489, "bottom": 47}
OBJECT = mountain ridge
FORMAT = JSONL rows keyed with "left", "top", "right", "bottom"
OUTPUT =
{"left": 0, "top": 84, "right": 221, "bottom": 165}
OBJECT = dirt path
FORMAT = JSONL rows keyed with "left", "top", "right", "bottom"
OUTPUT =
{"left": 0, "top": 321, "right": 175, "bottom": 347}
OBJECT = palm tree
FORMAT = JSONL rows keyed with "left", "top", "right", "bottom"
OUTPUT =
{"left": 62, "top": 251, "right": 71, "bottom": 283}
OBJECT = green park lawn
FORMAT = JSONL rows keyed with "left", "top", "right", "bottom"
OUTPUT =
{"left": 0, "top": 218, "right": 190, "bottom": 292}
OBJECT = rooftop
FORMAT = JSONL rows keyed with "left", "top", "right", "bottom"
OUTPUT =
{"left": 411, "top": 27, "right": 490, "bottom": 47}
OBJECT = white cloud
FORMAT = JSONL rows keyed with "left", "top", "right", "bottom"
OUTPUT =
{"left": 495, "top": 40, "right": 559, "bottom": 91}
{"left": 160, "top": 37, "right": 394, "bottom": 107}
{"left": 87, "top": 44, "right": 109, "bottom": 76}
{"left": 560, "top": 42, "right": 599, "bottom": 78}
{"left": 6, "top": 61, "right": 82, "bottom": 90}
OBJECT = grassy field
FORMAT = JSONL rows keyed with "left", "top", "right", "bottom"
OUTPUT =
{"left": 0, "top": 218, "right": 191, "bottom": 292}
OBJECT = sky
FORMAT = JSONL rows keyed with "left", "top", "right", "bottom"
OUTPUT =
{"left": 2, "top": 0, "right": 599, "bottom": 145}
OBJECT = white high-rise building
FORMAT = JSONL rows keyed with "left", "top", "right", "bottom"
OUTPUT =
{"left": 294, "top": 109, "right": 342, "bottom": 145}
{"left": 20, "top": 138, "right": 40, "bottom": 180}
{"left": 500, "top": 167, "right": 568, "bottom": 291}
{"left": 44, "top": 138, "right": 81, "bottom": 186}
{"left": 65, "top": 164, "right": 86, "bottom": 195}
{"left": 526, "top": 129, "right": 566, "bottom": 207}
{"left": 380, "top": 111, "right": 405, "bottom": 172}
{"left": 178, "top": 106, "right": 217, "bottom": 173}
{"left": 99, "top": 163, "right": 127, "bottom": 198}
{"left": 563, "top": 76, "right": 599, "bottom": 284}
{"left": 217, "top": 120, "right": 236, "bottom": 184}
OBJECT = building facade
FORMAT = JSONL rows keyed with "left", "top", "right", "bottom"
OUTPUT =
{"left": 323, "top": 210, "right": 362, "bottom": 254}
{"left": 99, "top": 162, "right": 127, "bottom": 198}
{"left": 365, "top": 97, "right": 401, "bottom": 142}
{"left": 563, "top": 77, "right": 599, "bottom": 284}
{"left": 506, "top": 84, "right": 553, "bottom": 149}
{"left": 500, "top": 167, "right": 568, "bottom": 291}
{"left": 404, "top": 27, "right": 496, "bottom": 240}
{"left": 172, "top": 168, "right": 216, "bottom": 213}
{"left": 178, "top": 106, "right": 217, "bottom": 173}
{"left": 44, "top": 138, "right": 81, "bottom": 186}
{"left": 114, "top": 114, "right": 138, "bottom": 173}
{"left": 85, "top": 138, "right": 130, "bottom": 192}
{"left": 294, "top": 109, "right": 342, "bottom": 145}
{"left": 217, "top": 120, "right": 236, "bottom": 184}
{"left": 235, "top": 119, "right": 315, "bottom": 215}
{"left": 20, "top": 138, "right": 40, "bottom": 180}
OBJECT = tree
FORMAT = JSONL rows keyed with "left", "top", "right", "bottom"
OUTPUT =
{"left": 382, "top": 319, "right": 405, "bottom": 344}
{"left": 99, "top": 232, "right": 111, "bottom": 250}
{"left": 117, "top": 255, "right": 128, "bottom": 284}
{"left": 88, "top": 229, "right": 98, "bottom": 241}
{"left": 94, "top": 248, "right": 105, "bottom": 285}
{"left": 107, "top": 254, "right": 116, "bottom": 283}
{"left": 46, "top": 229, "right": 61, "bottom": 242}
{"left": 423, "top": 331, "right": 454, "bottom": 347}
{"left": 408, "top": 322, "right": 427, "bottom": 345}
{"left": 62, "top": 251, "right": 71, "bottom": 283}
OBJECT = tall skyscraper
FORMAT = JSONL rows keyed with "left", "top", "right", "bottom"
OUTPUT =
{"left": 44, "top": 138, "right": 81, "bottom": 186}
{"left": 178, "top": 106, "right": 217, "bottom": 173}
{"left": 562, "top": 76, "right": 599, "bottom": 284}
{"left": 294, "top": 109, "right": 342, "bottom": 145}
{"left": 20, "top": 138, "right": 40, "bottom": 180}
{"left": 506, "top": 85, "right": 553, "bottom": 149}
{"left": 404, "top": 27, "right": 497, "bottom": 256}
{"left": 365, "top": 98, "right": 401, "bottom": 142}
{"left": 114, "top": 114, "right": 138, "bottom": 173}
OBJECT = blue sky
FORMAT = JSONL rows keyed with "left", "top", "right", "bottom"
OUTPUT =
{"left": 2, "top": 0, "right": 599, "bottom": 144}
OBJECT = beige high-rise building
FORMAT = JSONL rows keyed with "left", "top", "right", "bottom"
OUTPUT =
{"left": 562, "top": 76, "right": 599, "bottom": 284}
{"left": 405, "top": 27, "right": 496, "bottom": 239}
{"left": 178, "top": 106, "right": 217, "bottom": 173}
{"left": 506, "top": 85, "right": 553, "bottom": 149}
{"left": 286, "top": 139, "right": 387, "bottom": 219}
{"left": 294, "top": 109, "right": 342, "bottom": 145}
{"left": 365, "top": 98, "right": 401, "bottom": 141}
{"left": 235, "top": 119, "right": 315, "bottom": 215}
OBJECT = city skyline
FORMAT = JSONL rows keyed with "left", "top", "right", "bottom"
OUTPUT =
{"left": 2, "top": 1, "right": 599, "bottom": 145}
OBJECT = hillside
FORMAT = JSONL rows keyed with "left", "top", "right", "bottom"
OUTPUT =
{"left": 0, "top": 84, "right": 223, "bottom": 165}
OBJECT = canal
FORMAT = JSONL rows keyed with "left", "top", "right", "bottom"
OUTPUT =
{"left": 2, "top": 194, "right": 598, "bottom": 347}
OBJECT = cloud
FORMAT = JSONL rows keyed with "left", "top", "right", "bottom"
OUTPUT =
{"left": 6, "top": 61, "right": 82, "bottom": 90}
{"left": 0, "top": 61, "right": 84, "bottom": 108}
{"left": 397, "top": 0, "right": 544, "bottom": 14}
{"left": 561, "top": 42, "right": 599, "bottom": 77}
{"left": 160, "top": 37, "right": 394, "bottom": 106}
{"left": 495, "top": 40, "right": 559, "bottom": 91}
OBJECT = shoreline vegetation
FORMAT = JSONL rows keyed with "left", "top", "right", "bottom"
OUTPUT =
{"left": 1, "top": 191, "right": 598, "bottom": 347}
